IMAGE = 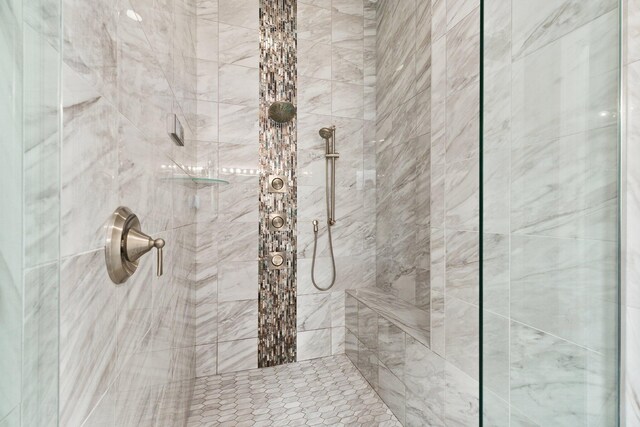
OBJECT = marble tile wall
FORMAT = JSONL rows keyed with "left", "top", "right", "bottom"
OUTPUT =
{"left": 483, "top": 0, "right": 619, "bottom": 425}
{"left": 624, "top": 0, "right": 640, "bottom": 424}
{"left": 295, "top": 0, "right": 378, "bottom": 362}
{"left": 374, "top": 0, "right": 481, "bottom": 425}
{"left": 194, "top": 0, "right": 261, "bottom": 377}
{"left": 194, "top": 0, "right": 378, "bottom": 375}
{"left": 59, "top": 0, "right": 199, "bottom": 425}
{"left": 375, "top": 0, "right": 432, "bottom": 311}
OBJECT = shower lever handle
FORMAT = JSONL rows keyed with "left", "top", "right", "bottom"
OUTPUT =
{"left": 105, "top": 207, "right": 167, "bottom": 284}
{"left": 125, "top": 227, "right": 166, "bottom": 277}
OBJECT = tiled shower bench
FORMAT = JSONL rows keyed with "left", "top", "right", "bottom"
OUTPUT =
{"left": 346, "top": 288, "right": 444, "bottom": 426}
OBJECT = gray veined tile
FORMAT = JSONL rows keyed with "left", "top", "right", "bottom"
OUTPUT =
{"left": 446, "top": 7, "right": 480, "bottom": 95}
{"left": 298, "top": 39, "right": 332, "bottom": 80}
{"left": 444, "top": 297, "right": 479, "bottom": 380}
{"left": 218, "top": 299, "right": 258, "bottom": 341}
{"left": 218, "top": 64, "right": 259, "bottom": 106}
{"left": 405, "top": 337, "right": 445, "bottom": 427}
{"left": 297, "top": 329, "right": 332, "bottom": 361}
{"left": 445, "top": 362, "right": 479, "bottom": 427}
{"left": 217, "top": 260, "right": 257, "bottom": 302}
{"left": 218, "top": 0, "right": 259, "bottom": 29}
{"left": 59, "top": 251, "right": 117, "bottom": 427}
{"left": 196, "top": 18, "right": 218, "bottom": 61}
{"left": 377, "top": 317, "right": 405, "bottom": 380}
{"left": 511, "top": 0, "right": 617, "bottom": 59}
{"left": 219, "top": 23, "right": 258, "bottom": 67}
{"left": 332, "top": 10, "right": 364, "bottom": 51}
{"left": 445, "top": 230, "right": 479, "bottom": 305}
{"left": 378, "top": 363, "right": 405, "bottom": 424}
{"left": 297, "top": 2, "right": 332, "bottom": 43}
{"left": 510, "top": 322, "right": 588, "bottom": 427}
{"left": 217, "top": 338, "right": 258, "bottom": 373}
{"left": 297, "top": 293, "right": 332, "bottom": 331}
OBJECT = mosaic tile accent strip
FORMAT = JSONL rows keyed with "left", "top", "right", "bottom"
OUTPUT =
{"left": 187, "top": 355, "right": 402, "bottom": 426}
{"left": 258, "top": 0, "right": 298, "bottom": 367}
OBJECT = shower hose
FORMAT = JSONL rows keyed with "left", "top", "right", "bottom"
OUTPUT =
{"left": 311, "top": 153, "right": 337, "bottom": 291}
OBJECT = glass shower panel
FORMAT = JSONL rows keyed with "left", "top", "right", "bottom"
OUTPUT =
{"left": 1, "top": 0, "right": 61, "bottom": 425}
{"left": 481, "top": 1, "right": 620, "bottom": 425}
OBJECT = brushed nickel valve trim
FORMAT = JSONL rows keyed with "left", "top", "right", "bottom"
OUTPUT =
{"left": 269, "top": 213, "right": 286, "bottom": 231}
{"left": 268, "top": 175, "right": 287, "bottom": 193}
{"left": 268, "top": 252, "right": 286, "bottom": 270}
{"left": 105, "top": 207, "right": 166, "bottom": 284}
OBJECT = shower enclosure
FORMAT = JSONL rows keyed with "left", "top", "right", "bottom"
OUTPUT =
{"left": 481, "top": 1, "right": 621, "bottom": 425}
{"left": 0, "top": 0, "right": 630, "bottom": 425}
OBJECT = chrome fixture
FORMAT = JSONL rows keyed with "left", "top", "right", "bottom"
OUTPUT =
{"left": 268, "top": 101, "right": 297, "bottom": 123}
{"left": 105, "top": 207, "right": 166, "bottom": 284}
{"left": 311, "top": 126, "right": 339, "bottom": 291}
{"left": 268, "top": 175, "right": 288, "bottom": 193}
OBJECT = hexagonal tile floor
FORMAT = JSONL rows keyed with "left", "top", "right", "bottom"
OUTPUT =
{"left": 187, "top": 354, "right": 402, "bottom": 426}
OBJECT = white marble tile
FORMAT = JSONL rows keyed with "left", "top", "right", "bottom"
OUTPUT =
{"left": 405, "top": 337, "right": 446, "bottom": 427}
{"left": 218, "top": 103, "right": 259, "bottom": 145}
{"left": 218, "top": 23, "right": 258, "bottom": 67}
{"left": 298, "top": 2, "right": 332, "bottom": 43}
{"left": 332, "top": 81, "right": 364, "bottom": 119}
{"left": 59, "top": 251, "right": 117, "bottom": 427}
{"left": 444, "top": 362, "right": 479, "bottom": 427}
{"left": 332, "top": 46, "right": 364, "bottom": 84}
{"left": 446, "top": 7, "right": 479, "bottom": 94}
{"left": 332, "top": 10, "right": 364, "bottom": 50}
{"left": 445, "top": 81, "right": 479, "bottom": 163}
{"left": 330, "top": 291, "right": 345, "bottom": 327}
{"left": 196, "top": 59, "right": 218, "bottom": 101}
{"left": 446, "top": 0, "right": 478, "bottom": 31}
{"left": 512, "top": 0, "right": 617, "bottom": 59}
{"left": 510, "top": 322, "right": 587, "bottom": 426}
{"left": 511, "top": 11, "right": 618, "bottom": 145}
{"left": 445, "top": 230, "right": 479, "bottom": 305}
{"left": 218, "top": 182, "right": 258, "bottom": 223}
{"left": 331, "top": 327, "right": 345, "bottom": 355}
{"left": 297, "top": 293, "right": 332, "bottom": 331}
{"left": 377, "top": 317, "right": 405, "bottom": 380}
{"left": 196, "top": 18, "right": 218, "bottom": 61}
{"left": 197, "top": 0, "right": 218, "bottom": 22}
{"left": 444, "top": 297, "right": 479, "bottom": 380}
{"left": 510, "top": 234, "right": 617, "bottom": 352}
{"left": 298, "top": 39, "right": 332, "bottom": 80}
{"left": 217, "top": 338, "right": 257, "bottom": 373}
{"left": 482, "top": 233, "right": 509, "bottom": 317}
{"left": 218, "top": 0, "right": 258, "bottom": 29}
{"left": 61, "top": 65, "right": 118, "bottom": 257}
{"left": 297, "top": 329, "right": 332, "bottom": 361}
{"left": 217, "top": 260, "right": 257, "bottom": 302}
{"left": 218, "top": 64, "right": 259, "bottom": 106}
{"left": 218, "top": 300, "right": 257, "bottom": 341}
{"left": 378, "top": 363, "right": 405, "bottom": 424}
{"left": 298, "top": 76, "right": 332, "bottom": 116}
{"left": 445, "top": 158, "right": 479, "bottom": 232}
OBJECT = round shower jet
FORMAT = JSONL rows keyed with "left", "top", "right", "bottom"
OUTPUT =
{"left": 311, "top": 126, "right": 339, "bottom": 291}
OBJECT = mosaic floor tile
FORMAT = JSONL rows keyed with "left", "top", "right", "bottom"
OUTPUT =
{"left": 187, "top": 355, "right": 402, "bottom": 426}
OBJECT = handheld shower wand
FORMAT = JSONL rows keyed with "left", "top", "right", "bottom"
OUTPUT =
{"left": 311, "top": 126, "right": 338, "bottom": 291}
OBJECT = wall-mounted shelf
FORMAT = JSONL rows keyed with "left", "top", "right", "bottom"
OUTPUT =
{"left": 167, "top": 176, "right": 230, "bottom": 186}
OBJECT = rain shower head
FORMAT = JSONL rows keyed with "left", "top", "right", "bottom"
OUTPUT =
{"left": 319, "top": 127, "right": 334, "bottom": 139}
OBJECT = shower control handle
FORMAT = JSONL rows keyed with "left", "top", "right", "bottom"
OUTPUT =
{"left": 124, "top": 227, "right": 165, "bottom": 277}
{"left": 105, "top": 207, "right": 166, "bottom": 284}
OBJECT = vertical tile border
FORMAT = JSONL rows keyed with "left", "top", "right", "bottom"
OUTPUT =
{"left": 258, "top": 0, "right": 298, "bottom": 367}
